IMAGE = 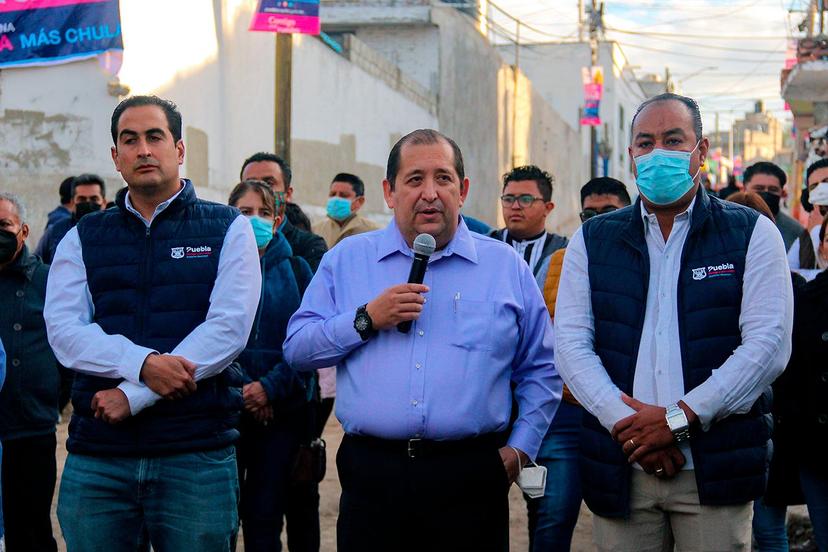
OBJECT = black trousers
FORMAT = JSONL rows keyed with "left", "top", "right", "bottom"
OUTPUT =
{"left": 1, "top": 433, "right": 58, "bottom": 552}
{"left": 336, "top": 434, "right": 510, "bottom": 552}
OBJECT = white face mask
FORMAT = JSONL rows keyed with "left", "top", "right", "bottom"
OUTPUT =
{"left": 810, "top": 182, "right": 828, "bottom": 206}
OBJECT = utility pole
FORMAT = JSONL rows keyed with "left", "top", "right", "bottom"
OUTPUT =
{"left": 511, "top": 20, "right": 521, "bottom": 168}
{"left": 578, "top": 0, "right": 584, "bottom": 42}
{"left": 274, "top": 34, "right": 292, "bottom": 163}
{"left": 588, "top": 0, "right": 602, "bottom": 179}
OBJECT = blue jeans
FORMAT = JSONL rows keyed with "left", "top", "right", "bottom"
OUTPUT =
{"left": 58, "top": 447, "right": 239, "bottom": 552}
{"left": 526, "top": 401, "right": 583, "bottom": 552}
{"left": 800, "top": 464, "right": 828, "bottom": 552}
{"left": 752, "top": 499, "right": 788, "bottom": 551}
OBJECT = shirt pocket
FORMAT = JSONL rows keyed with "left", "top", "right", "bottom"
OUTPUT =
{"left": 450, "top": 298, "right": 495, "bottom": 351}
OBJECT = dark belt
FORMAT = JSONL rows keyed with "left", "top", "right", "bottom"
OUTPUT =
{"left": 345, "top": 432, "right": 506, "bottom": 459}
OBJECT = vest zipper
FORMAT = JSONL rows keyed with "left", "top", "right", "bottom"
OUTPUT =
{"left": 137, "top": 225, "right": 152, "bottom": 345}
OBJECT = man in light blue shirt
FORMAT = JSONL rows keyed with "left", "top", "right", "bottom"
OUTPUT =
{"left": 284, "top": 129, "right": 561, "bottom": 551}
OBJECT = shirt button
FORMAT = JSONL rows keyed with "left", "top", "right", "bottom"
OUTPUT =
{"left": 15, "top": 290, "right": 24, "bottom": 298}
{"left": 415, "top": 363, "right": 422, "bottom": 369}
{"left": 11, "top": 359, "right": 20, "bottom": 367}
{"left": 12, "top": 323, "right": 22, "bottom": 331}
{"left": 411, "top": 400, "right": 418, "bottom": 406}
{"left": 418, "top": 330, "right": 424, "bottom": 337}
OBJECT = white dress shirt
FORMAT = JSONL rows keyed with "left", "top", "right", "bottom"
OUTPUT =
{"left": 555, "top": 199, "right": 793, "bottom": 469}
{"left": 44, "top": 183, "right": 261, "bottom": 415}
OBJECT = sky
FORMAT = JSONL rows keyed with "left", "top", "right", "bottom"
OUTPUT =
{"left": 497, "top": 0, "right": 806, "bottom": 131}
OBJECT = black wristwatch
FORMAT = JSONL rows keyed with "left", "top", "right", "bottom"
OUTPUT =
{"left": 353, "top": 304, "right": 376, "bottom": 341}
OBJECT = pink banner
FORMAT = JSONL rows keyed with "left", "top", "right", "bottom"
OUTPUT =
{"left": 249, "top": 13, "right": 319, "bottom": 35}
{"left": 0, "top": 0, "right": 106, "bottom": 13}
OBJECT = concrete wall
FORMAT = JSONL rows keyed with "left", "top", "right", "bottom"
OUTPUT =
{"left": 0, "top": 59, "right": 118, "bottom": 245}
{"left": 325, "top": 4, "right": 586, "bottom": 233}
{"left": 290, "top": 32, "right": 438, "bottom": 217}
{"left": 0, "top": 0, "right": 440, "bottom": 239}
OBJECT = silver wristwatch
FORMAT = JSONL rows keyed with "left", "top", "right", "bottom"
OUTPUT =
{"left": 665, "top": 403, "right": 691, "bottom": 443}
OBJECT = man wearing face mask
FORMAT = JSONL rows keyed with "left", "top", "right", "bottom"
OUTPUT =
{"left": 789, "top": 157, "right": 828, "bottom": 272}
{"left": 35, "top": 174, "right": 107, "bottom": 265}
{"left": 555, "top": 93, "right": 793, "bottom": 551}
{"left": 0, "top": 192, "right": 60, "bottom": 552}
{"left": 312, "top": 173, "right": 379, "bottom": 249}
{"left": 743, "top": 162, "right": 803, "bottom": 252}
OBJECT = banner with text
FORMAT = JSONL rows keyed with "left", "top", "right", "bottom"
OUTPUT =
{"left": 0, "top": 0, "right": 122, "bottom": 69}
{"left": 580, "top": 66, "right": 604, "bottom": 126}
{"left": 249, "top": 0, "right": 320, "bottom": 35}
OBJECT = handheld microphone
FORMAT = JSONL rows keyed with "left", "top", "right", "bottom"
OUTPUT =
{"left": 397, "top": 233, "right": 436, "bottom": 333}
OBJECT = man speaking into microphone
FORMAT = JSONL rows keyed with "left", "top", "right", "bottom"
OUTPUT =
{"left": 284, "top": 129, "right": 561, "bottom": 551}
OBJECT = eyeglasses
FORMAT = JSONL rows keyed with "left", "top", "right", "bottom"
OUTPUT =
{"left": 501, "top": 194, "right": 544, "bottom": 208}
{"left": 579, "top": 206, "right": 619, "bottom": 222}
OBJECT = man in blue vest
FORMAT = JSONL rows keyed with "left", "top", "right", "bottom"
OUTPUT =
{"left": 44, "top": 95, "right": 261, "bottom": 551}
{"left": 555, "top": 93, "right": 793, "bottom": 551}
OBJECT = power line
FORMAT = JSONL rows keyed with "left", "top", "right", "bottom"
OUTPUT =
{"left": 617, "top": 41, "right": 786, "bottom": 61}
{"left": 606, "top": 26, "right": 790, "bottom": 40}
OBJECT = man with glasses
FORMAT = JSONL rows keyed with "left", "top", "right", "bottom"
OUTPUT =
{"left": 491, "top": 165, "right": 568, "bottom": 276}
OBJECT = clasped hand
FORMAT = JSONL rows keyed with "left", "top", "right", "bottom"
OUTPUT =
{"left": 611, "top": 394, "right": 686, "bottom": 478}
{"left": 243, "top": 381, "right": 273, "bottom": 424}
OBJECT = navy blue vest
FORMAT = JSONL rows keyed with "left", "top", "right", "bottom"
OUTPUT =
{"left": 580, "top": 187, "right": 772, "bottom": 517}
{"left": 70, "top": 180, "right": 243, "bottom": 456}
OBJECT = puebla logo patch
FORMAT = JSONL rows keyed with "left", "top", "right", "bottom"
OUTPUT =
{"left": 171, "top": 245, "right": 213, "bottom": 259}
{"left": 691, "top": 262, "right": 735, "bottom": 280}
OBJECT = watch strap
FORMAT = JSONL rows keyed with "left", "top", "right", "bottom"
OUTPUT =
{"left": 665, "top": 403, "right": 691, "bottom": 443}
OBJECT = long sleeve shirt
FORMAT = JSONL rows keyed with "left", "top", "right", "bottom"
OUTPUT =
{"left": 284, "top": 219, "right": 561, "bottom": 460}
{"left": 555, "top": 200, "right": 793, "bottom": 469}
{"left": 44, "top": 184, "right": 261, "bottom": 415}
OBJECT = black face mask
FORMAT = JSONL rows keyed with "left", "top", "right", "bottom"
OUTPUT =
{"left": 757, "top": 192, "right": 781, "bottom": 216}
{"left": 0, "top": 228, "right": 20, "bottom": 264}
{"left": 74, "top": 201, "right": 101, "bottom": 221}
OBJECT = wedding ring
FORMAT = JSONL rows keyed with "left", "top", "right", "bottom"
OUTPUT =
{"left": 655, "top": 467, "right": 664, "bottom": 475}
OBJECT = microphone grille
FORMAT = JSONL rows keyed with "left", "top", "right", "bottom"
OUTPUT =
{"left": 413, "top": 233, "right": 436, "bottom": 256}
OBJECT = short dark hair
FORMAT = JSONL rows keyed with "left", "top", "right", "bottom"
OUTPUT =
{"left": 71, "top": 173, "right": 106, "bottom": 199}
{"left": 285, "top": 202, "right": 312, "bottom": 232}
{"left": 239, "top": 152, "right": 293, "bottom": 186}
{"left": 111, "top": 95, "right": 182, "bottom": 144}
{"left": 502, "top": 165, "right": 554, "bottom": 201}
{"left": 744, "top": 161, "right": 787, "bottom": 188}
{"left": 59, "top": 176, "right": 75, "bottom": 204}
{"left": 631, "top": 93, "right": 703, "bottom": 142}
{"left": 386, "top": 129, "right": 465, "bottom": 190}
{"left": 332, "top": 172, "right": 365, "bottom": 197}
{"left": 580, "top": 177, "right": 631, "bottom": 207}
{"left": 806, "top": 157, "right": 828, "bottom": 184}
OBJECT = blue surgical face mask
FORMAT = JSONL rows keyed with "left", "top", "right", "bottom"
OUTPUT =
{"left": 634, "top": 142, "right": 701, "bottom": 206}
{"left": 327, "top": 196, "right": 353, "bottom": 221}
{"left": 248, "top": 215, "right": 274, "bottom": 249}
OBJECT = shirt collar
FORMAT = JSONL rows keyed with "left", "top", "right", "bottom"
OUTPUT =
{"left": 125, "top": 180, "right": 186, "bottom": 227}
{"left": 639, "top": 196, "right": 697, "bottom": 225}
{"left": 376, "top": 217, "right": 479, "bottom": 264}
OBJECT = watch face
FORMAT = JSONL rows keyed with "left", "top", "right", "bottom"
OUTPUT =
{"left": 355, "top": 315, "right": 369, "bottom": 332}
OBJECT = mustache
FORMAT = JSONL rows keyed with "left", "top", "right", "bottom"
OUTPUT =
{"left": 414, "top": 200, "right": 445, "bottom": 213}
{"left": 135, "top": 160, "right": 159, "bottom": 170}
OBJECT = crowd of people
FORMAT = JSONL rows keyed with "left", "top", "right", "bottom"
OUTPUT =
{"left": 0, "top": 90, "right": 825, "bottom": 552}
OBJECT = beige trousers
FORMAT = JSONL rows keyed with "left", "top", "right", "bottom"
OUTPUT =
{"left": 593, "top": 470, "right": 753, "bottom": 552}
